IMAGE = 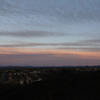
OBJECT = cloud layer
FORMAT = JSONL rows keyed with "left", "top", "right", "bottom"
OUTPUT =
{"left": 0, "top": 39, "right": 100, "bottom": 52}
{"left": 0, "top": 0, "right": 100, "bottom": 66}
{"left": 0, "top": 53, "right": 100, "bottom": 66}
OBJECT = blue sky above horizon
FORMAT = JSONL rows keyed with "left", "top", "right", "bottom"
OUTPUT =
{"left": 0, "top": 0, "right": 100, "bottom": 66}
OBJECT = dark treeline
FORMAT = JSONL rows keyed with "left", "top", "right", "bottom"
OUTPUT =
{"left": 0, "top": 66, "right": 100, "bottom": 100}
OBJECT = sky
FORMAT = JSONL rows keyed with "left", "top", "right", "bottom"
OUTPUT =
{"left": 0, "top": 0, "right": 100, "bottom": 66}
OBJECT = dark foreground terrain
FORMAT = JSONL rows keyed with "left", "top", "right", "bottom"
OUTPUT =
{"left": 0, "top": 66, "right": 100, "bottom": 100}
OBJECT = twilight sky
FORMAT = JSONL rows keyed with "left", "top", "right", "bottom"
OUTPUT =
{"left": 0, "top": 0, "right": 100, "bottom": 66}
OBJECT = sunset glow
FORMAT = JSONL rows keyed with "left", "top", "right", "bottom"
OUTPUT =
{"left": 0, "top": 47, "right": 100, "bottom": 57}
{"left": 0, "top": 0, "right": 100, "bottom": 66}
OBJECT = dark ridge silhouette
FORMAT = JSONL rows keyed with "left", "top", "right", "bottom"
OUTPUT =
{"left": 0, "top": 66, "right": 100, "bottom": 100}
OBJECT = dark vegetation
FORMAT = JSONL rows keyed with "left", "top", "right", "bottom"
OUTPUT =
{"left": 0, "top": 66, "right": 100, "bottom": 100}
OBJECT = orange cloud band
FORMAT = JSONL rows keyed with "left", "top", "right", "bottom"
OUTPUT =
{"left": 0, "top": 47, "right": 100, "bottom": 58}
